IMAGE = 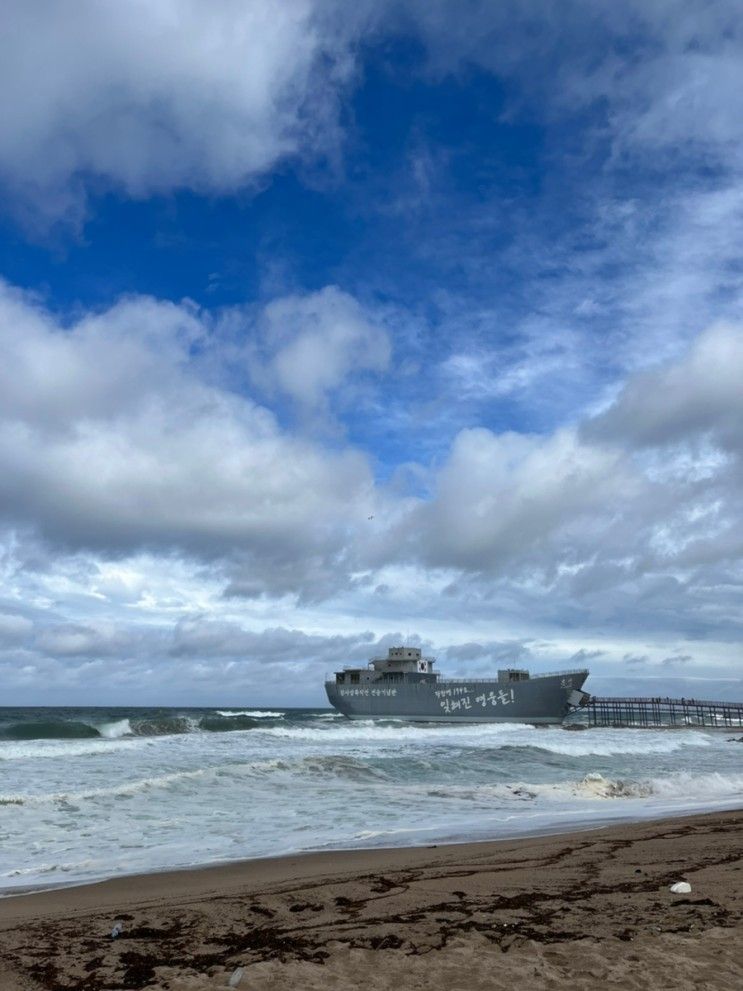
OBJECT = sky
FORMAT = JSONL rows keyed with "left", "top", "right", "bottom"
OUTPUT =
{"left": 1, "top": 0, "right": 742, "bottom": 705}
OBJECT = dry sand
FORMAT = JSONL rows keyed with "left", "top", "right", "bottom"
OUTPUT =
{"left": 0, "top": 810, "right": 741, "bottom": 990}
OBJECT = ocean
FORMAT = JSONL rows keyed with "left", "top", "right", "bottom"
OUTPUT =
{"left": 1, "top": 705, "right": 742, "bottom": 892}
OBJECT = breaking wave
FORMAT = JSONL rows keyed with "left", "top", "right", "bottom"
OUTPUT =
{"left": 0, "top": 714, "right": 721, "bottom": 759}
{"left": 422, "top": 770, "right": 743, "bottom": 804}
{"left": 98, "top": 719, "right": 133, "bottom": 739}
{"left": 0, "top": 754, "right": 389, "bottom": 805}
{"left": 215, "top": 710, "right": 285, "bottom": 718}
{"left": 7, "top": 755, "right": 739, "bottom": 813}
{"left": 0, "top": 710, "right": 289, "bottom": 744}
{"left": 498, "top": 730, "right": 713, "bottom": 757}
{"left": 0, "top": 720, "right": 102, "bottom": 741}
{"left": 256, "top": 720, "right": 535, "bottom": 744}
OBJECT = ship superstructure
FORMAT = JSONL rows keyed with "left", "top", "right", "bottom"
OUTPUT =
{"left": 325, "top": 646, "right": 589, "bottom": 724}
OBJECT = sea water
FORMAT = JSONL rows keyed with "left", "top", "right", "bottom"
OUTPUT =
{"left": 0, "top": 706, "right": 741, "bottom": 891}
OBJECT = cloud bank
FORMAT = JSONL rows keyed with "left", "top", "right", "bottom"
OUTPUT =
{"left": 0, "top": 277, "right": 742, "bottom": 700}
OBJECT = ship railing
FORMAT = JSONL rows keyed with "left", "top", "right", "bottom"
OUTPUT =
{"left": 530, "top": 668, "right": 589, "bottom": 679}
{"left": 330, "top": 657, "right": 437, "bottom": 672}
{"left": 325, "top": 666, "right": 588, "bottom": 683}
{"left": 436, "top": 667, "right": 588, "bottom": 685}
{"left": 366, "top": 656, "right": 436, "bottom": 666}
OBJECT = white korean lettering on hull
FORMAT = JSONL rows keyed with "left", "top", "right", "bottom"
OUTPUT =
{"left": 434, "top": 687, "right": 470, "bottom": 698}
{"left": 439, "top": 695, "right": 472, "bottom": 713}
{"left": 439, "top": 687, "right": 515, "bottom": 713}
{"left": 337, "top": 688, "right": 397, "bottom": 697}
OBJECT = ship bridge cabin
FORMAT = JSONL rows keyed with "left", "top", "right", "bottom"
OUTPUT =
{"left": 334, "top": 646, "right": 437, "bottom": 686}
{"left": 333, "top": 650, "right": 540, "bottom": 688}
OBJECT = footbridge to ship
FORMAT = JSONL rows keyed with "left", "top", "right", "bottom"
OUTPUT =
{"left": 579, "top": 696, "right": 743, "bottom": 729}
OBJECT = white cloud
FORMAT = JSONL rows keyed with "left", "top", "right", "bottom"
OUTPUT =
{"left": 0, "top": 281, "right": 376, "bottom": 597}
{"left": 588, "top": 322, "right": 743, "bottom": 451}
{"left": 35, "top": 623, "right": 126, "bottom": 658}
{"left": 2, "top": 284, "right": 742, "bottom": 666}
{"left": 411, "top": 426, "right": 627, "bottom": 572}
{"left": 0, "top": 285, "right": 203, "bottom": 428}
{"left": 0, "top": 611, "right": 33, "bottom": 642}
{"left": 0, "top": 0, "right": 359, "bottom": 226}
{"left": 251, "top": 285, "right": 391, "bottom": 411}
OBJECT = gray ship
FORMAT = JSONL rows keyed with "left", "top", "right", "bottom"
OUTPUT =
{"left": 326, "top": 646, "right": 590, "bottom": 724}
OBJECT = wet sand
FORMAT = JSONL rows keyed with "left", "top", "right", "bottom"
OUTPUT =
{"left": 0, "top": 809, "right": 741, "bottom": 990}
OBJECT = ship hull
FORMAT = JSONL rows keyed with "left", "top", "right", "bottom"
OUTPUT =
{"left": 325, "top": 671, "right": 588, "bottom": 724}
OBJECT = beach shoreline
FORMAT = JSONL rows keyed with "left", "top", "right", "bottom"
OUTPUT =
{"left": 2, "top": 796, "right": 742, "bottom": 904}
{"left": 1, "top": 808, "right": 741, "bottom": 989}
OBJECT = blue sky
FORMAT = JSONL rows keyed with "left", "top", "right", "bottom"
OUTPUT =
{"left": 1, "top": 1, "right": 742, "bottom": 704}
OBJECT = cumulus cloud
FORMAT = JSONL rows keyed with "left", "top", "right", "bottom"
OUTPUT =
{"left": 0, "top": 281, "right": 377, "bottom": 597}
{"left": 0, "top": 0, "right": 360, "bottom": 226}
{"left": 360, "top": 321, "right": 743, "bottom": 658}
{"left": 587, "top": 322, "right": 743, "bottom": 451}
{"left": 0, "top": 284, "right": 203, "bottom": 427}
{"left": 2, "top": 276, "right": 743, "bottom": 697}
{"left": 410, "top": 426, "right": 628, "bottom": 572}
{"left": 251, "top": 285, "right": 391, "bottom": 412}
{"left": 5, "top": 288, "right": 739, "bottom": 625}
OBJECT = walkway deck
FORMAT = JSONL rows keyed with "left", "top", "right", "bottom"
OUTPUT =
{"left": 581, "top": 696, "right": 743, "bottom": 728}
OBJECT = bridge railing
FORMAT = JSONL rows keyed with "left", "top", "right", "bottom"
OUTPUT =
{"left": 588, "top": 695, "right": 743, "bottom": 708}
{"left": 579, "top": 696, "right": 743, "bottom": 728}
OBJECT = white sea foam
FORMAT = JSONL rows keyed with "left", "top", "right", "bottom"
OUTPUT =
{"left": 642, "top": 770, "right": 743, "bottom": 801}
{"left": 256, "top": 720, "right": 536, "bottom": 744}
{"left": 420, "top": 769, "right": 743, "bottom": 805}
{"left": 215, "top": 710, "right": 285, "bottom": 718}
{"left": 0, "top": 757, "right": 308, "bottom": 807}
{"left": 521, "top": 729, "right": 713, "bottom": 757}
{"left": 0, "top": 737, "right": 145, "bottom": 761}
{"left": 252, "top": 721, "right": 715, "bottom": 757}
{"left": 97, "top": 718, "right": 133, "bottom": 738}
{"left": 0, "top": 768, "right": 211, "bottom": 806}
{"left": 541, "top": 769, "right": 743, "bottom": 803}
{"left": 1, "top": 859, "right": 103, "bottom": 881}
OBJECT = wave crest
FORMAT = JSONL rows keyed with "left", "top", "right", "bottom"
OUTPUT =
{"left": 215, "top": 710, "right": 284, "bottom": 718}
{"left": 0, "top": 709, "right": 293, "bottom": 744}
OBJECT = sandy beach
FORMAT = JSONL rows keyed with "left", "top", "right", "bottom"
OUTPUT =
{"left": 0, "top": 809, "right": 740, "bottom": 990}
